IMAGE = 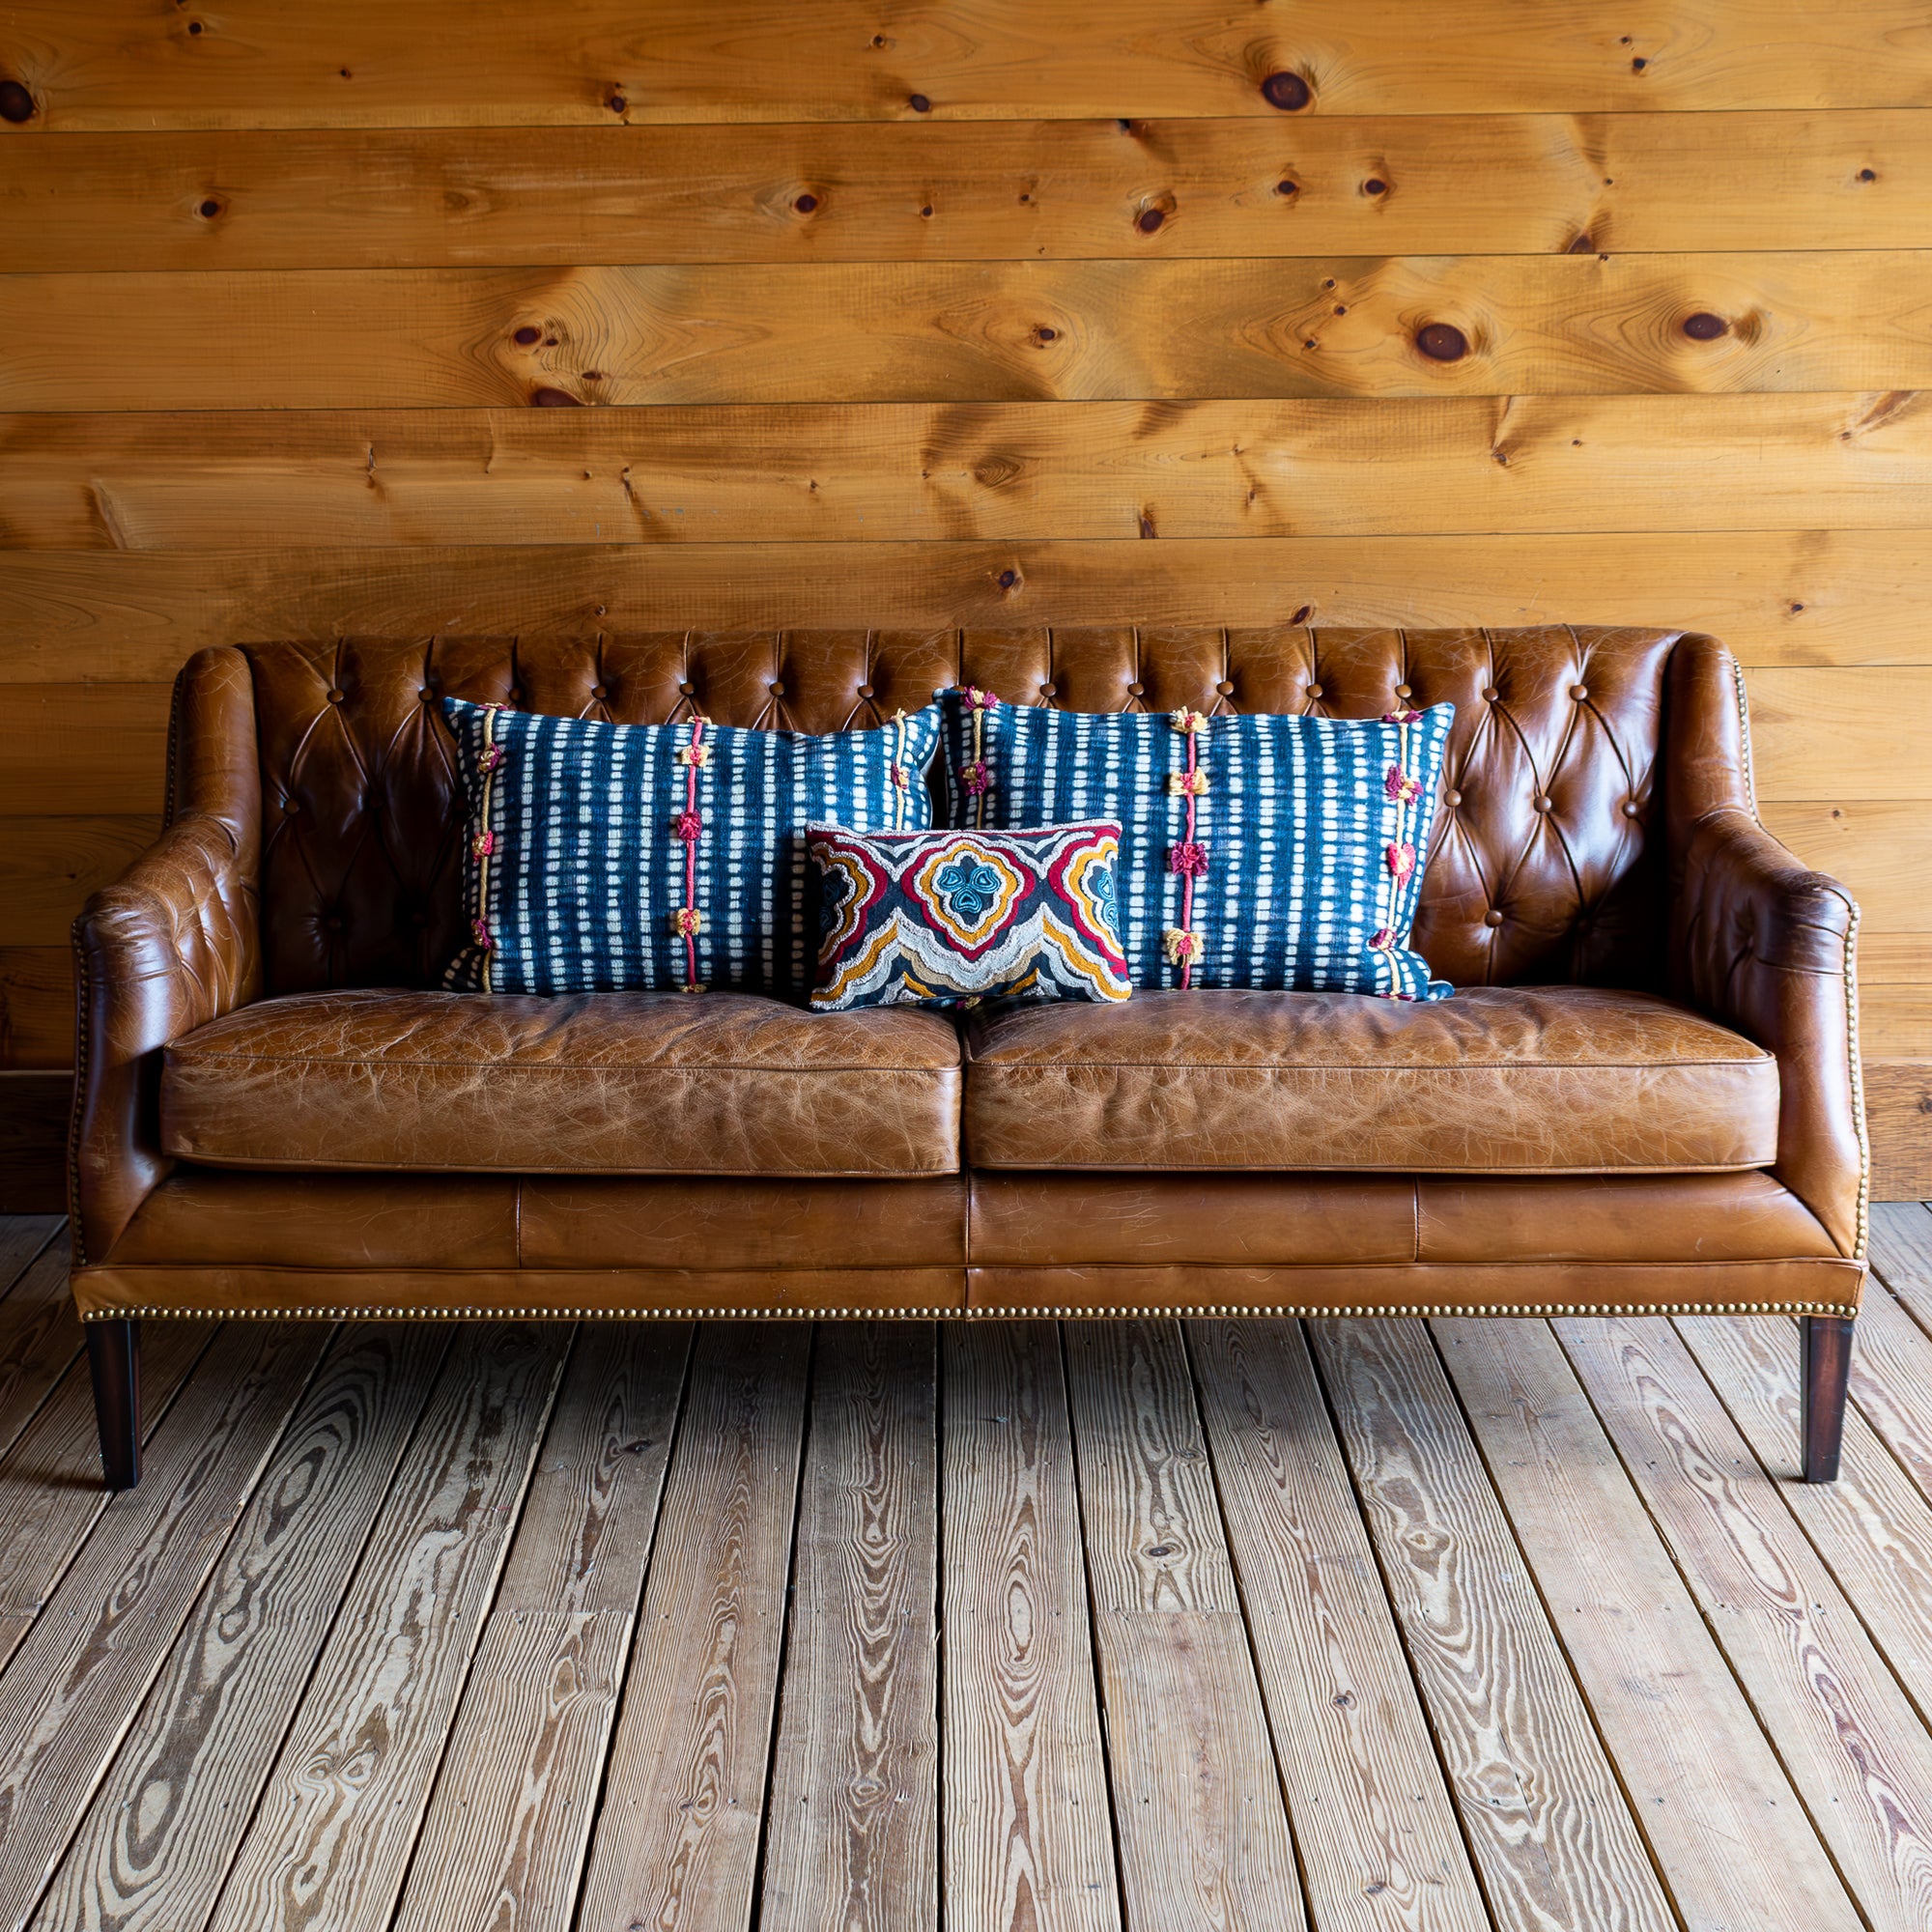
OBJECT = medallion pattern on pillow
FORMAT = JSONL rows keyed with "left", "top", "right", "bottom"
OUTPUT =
{"left": 941, "top": 688, "right": 1452, "bottom": 999}
{"left": 443, "top": 696, "right": 942, "bottom": 995}
{"left": 809, "top": 822, "right": 1130, "bottom": 1010}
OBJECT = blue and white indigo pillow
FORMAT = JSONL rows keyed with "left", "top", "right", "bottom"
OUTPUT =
{"left": 939, "top": 688, "right": 1453, "bottom": 1000}
{"left": 443, "top": 696, "right": 943, "bottom": 995}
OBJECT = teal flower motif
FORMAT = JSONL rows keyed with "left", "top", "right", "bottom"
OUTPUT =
{"left": 934, "top": 853, "right": 1004, "bottom": 923}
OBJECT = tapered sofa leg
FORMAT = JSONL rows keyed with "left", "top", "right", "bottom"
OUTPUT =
{"left": 1801, "top": 1314, "right": 1856, "bottom": 1485}
{"left": 86, "top": 1319, "right": 141, "bottom": 1492}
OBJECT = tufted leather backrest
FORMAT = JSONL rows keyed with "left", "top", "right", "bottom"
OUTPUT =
{"left": 232, "top": 625, "right": 1687, "bottom": 997}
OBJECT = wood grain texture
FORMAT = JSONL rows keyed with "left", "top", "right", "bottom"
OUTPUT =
{"left": 8, "top": 112, "right": 1930, "bottom": 271}
{"left": 203, "top": 1323, "right": 567, "bottom": 1932}
{"left": 8, "top": 254, "right": 1931, "bottom": 412}
{"left": 14, "top": 393, "right": 1932, "bottom": 550}
{"left": 1433, "top": 1316, "right": 1863, "bottom": 1932}
{"left": 574, "top": 1323, "right": 810, "bottom": 1932}
{"left": 1555, "top": 1314, "right": 1932, "bottom": 1932}
{"left": 0, "top": 1319, "right": 325, "bottom": 1932}
{"left": 1304, "top": 1320, "right": 1674, "bottom": 1932}
{"left": 0, "top": 1078, "right": 66, "bottom": 1215}
{"left": 1866, "top": 1074, "right": 1932, "bottom": 1198}
{"left": 0, "top": 950, "right": 69, "bottom": 1070}
{"left": 0, "top": 1220, "right": 59, "bottom": 1300}
{"left": 1831, "top": 1276, "right": 1932, "bottom": 1505}
{"left": 942, "top": 1322, "right": 1119, "bottom": 1932}
{"left": 1187, "top": 1320, "right": 1484, "bottom": 1931}
{"left": 1869, "top": 1201, "right": 1932, "bottom": 1330}
{"left": 0, "top": 819, "right": 156, "bottom": 946}
{"left": 0, "top": 1244, "right": 82, "bottom": 1466}
{"left": 30, "top": 1324, "right": 448, "bottom": 1932}
{"left": 5, "top": 531, "right": 1931, "bottom": 683}
{"left": 761, "top": 1323, "right": 938, "bottom": 1932}
{"left": 1062, "top": 1321, "right": 1306, "bottom": 1932}
{"left": 1763, "top": 803, "right": 1932, "bottom": 932}
{"left": 393, "top": 1324, "right": 689, "bottom": 1932}
{"left": 0, "top": 687, "right": 168, "bottom": 814}
{"left": 1857, "top": 986, "right": 1932, "bottom": 1055}
{"left": 3, "top": 2, "right": 1928, "bottom": 128}
{"left": 1677, "top": 1311, "right": 1932, "bottom": 1712}
{"left": 0, "top": 1319, "right": 213, "bottom": 1628}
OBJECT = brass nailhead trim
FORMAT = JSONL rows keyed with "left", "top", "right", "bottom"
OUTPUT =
{"left": 85, "top": 1301, "right": 1860, "bottom": 1323}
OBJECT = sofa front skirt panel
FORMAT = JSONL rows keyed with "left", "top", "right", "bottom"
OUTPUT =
{"left": 71, "top": 1258, "right": 1861, "bottom": 1324}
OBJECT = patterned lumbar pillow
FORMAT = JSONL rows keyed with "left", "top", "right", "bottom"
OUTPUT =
{"left": 443, "top": 696, "right": 942, "bottom": 995}
{"left": 808, "top": 822, "right": 1131, "bottom": 1010}
{"left": 940, "top": 687, "right": 1453, "bottom": 999}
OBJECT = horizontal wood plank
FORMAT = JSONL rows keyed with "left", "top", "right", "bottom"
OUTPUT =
{"left": 0, "top": 686, "right": 169, "bottom": 813}
{"left": 4, "top": 254, "right": 1930, "bottom": 411}
{"left": 1762, "top": 802, "right": 1932, "bottom": 932}
{"left": 3, "top": 2, "right": 1928, "bottom": 128}
{"left": 0, "top": 817, "right": 157, "bottom": 944}
{"left": 0, "top": 1076, "right": 67, "bottom": 1215}
{"left": 8, "top": 112, "right": 1930, "bottom": 271}
{"left": 1866, "top": 1065, "right": 1932, "bottom": 1199}
{"left": 1747, "top": 668, "right": 1932, "bottom": 798}
{"left": 13, "top": 393, "right": 1932, "bottom": 550}
{"left": 0, "top": 949, "right": 70, "bottom": 1070}
{"left": 5, "top": 532, "right": 1932, "bottom": 681}
{"left": 1858, "top": 986, "right": 1932, "bottom": 1056}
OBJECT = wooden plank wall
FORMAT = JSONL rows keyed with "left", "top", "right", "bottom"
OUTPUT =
{"left": 1, "top": 2, "right": 1929, "bottom": 1198}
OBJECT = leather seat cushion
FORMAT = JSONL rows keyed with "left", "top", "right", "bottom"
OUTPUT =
{"left": 161, "top": 988, "right": 962, "bottom": 1176}
{"left": 964, "top": 985, "right": 1778, "bottom": 1174}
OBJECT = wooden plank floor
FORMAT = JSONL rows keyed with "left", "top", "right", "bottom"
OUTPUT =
{"left": 8, "top": 1218, "right": 1932, "bottom": 1929}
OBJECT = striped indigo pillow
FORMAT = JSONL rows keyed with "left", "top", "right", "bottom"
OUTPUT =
{"left": 443, "top": 696, "right": 942, "bottom": 996}
{"left": 939, "top": 688, "right": 1453, "bottom": 1000}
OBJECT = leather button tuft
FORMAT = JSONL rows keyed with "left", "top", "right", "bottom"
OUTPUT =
{"left": 858, "top": 682, "right": 875, "bottom": 698}
{"left": 410, "top": 909, "right": 430, "bottom": 928}
{"left": 1444, "top": 788, "right": 1463, "bottom": 806}
{"left": 1622, "top": 799, "right": 1641, "bottom": 817}
{"left": 1482, "top": 686, "right": 1499, "bottom": 701}
{"left": 590, "top": 683, "right": 609, "bottom": 699}
{"left": 324, "top": 915, "right": 343, "bottom": 932}
{"left": 1039, "top": 681, "right": 1058, "bottom": 697}
{"left": 1484, "top": 909, "right": 1504, "bottom": 927}
{"left": 1127, "top": 680, "right": 1146, "bottom": 696}
{"left": 326, "top": 688, "right": 345, "bottom": 704}
{"left": 1217, "top": 679, "right": 1234, "bottom": 696}
{"left": 1395, "top": 683, "right": 1412, "bottom": 698}
{"left": 420, "top": 688, "right": 437, "bottom": 704}
{"left": 1533, "top": 794, "right": 1552, "bottom": 811}
{"left": 1305, "top": 683, "right": 1324, "bottom": 699}
{"left": 769, "top": 680, "right": 785, "bottom": 696}
{"left": 507, "top": 689, "right": 524, "bottom": 704}
{"left": 282, "top": 798, "right": 299, "bottom": 815}
{"left": 679, "top": 680, "right": 696, "bottom": 696}
{"left": 1570, "top": 683, "right": 1589, "bottom": 700}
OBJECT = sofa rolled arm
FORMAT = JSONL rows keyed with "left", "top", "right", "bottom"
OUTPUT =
{"left": 70, "top": 645, "right": 262, "bottom": 1267}
{"left": 1673, "top": 807, "right": 1866, "bottom": 1260}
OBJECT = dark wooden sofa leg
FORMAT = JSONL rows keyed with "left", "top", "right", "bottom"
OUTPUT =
{"left": 86, "top": 1319, "right": 141, "bottom": 1492}
{"left": 1802, "top": 1314, "right": 1855, "bottom": 1485}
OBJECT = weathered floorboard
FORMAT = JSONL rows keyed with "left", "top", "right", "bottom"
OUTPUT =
{"left": 0, "top": 1320, "right": 327, "bottom": 1931}
{"left": 943, "top": 1322, "right": 1120, "bottom": 1932}
{"left": 1677, "top": 1311, "right": 1932, "bottom": 1717}
{"left": 6, "top": 254, "right": 1929, "bottom": 411}
{"left": 574, "top": 1324, "right": 810, "bottom": 1932}
{"left": 0, "top": 1221, "right": 59, "bottom": 1295}
{"left": 1434, "top": 1316, "right": 1863, "bottom": 1932}
{"left": 1869, "top": 1200, "right": 1932, "bottom": 1335}
{"left": 392, "top": 1324, "right": 691, "bottom": 1932}
{"left": 1309, "top": 1320, "right": 1675, "bottom": 1932}
{"left": 760, "top": 1324, "right": 939, "bottom": 1932}
{"left": 7, "top": 113, "right": 1927, "bottom": 271}
{"left": 3, "top": 1, "right": 1924, "bottom": 128}
{"left": 1188, "top": 1320, "right": 1485, "bottom": 1931}
{"left": 0, "top": 1245, "right": 85, "bottom": 1467}
{"left": 1063, "top": 1320, "right": 1307, "bottom": 1932}
{"left": 11, "top": 393, "right": 1932, "bottom": 551}
{"left": 1556, "top": 1315, "right": 1932, "bottom": 1932}
{"left": 31, "top": 1324, "right": 450, "bottom": 1932}
{"left": 202, "top": 1323, "right": 568, "bottom": 1932}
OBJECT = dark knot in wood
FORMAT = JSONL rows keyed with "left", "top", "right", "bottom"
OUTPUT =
{"left": 908, "top": 92, "right": 931, "bottom": 113}
{"left": 1416, "top": 323, "right": 1468, "bottom": 361}
{"left": 1681, "top": 311, "right": 1728, "bottom": 340}
{"left": 794, "top": 192, "right": 818, "bottom": 213}
{"left": 1261, "top": 71, "right": 1311, "bottom": 110}
{"left": 532, "top": 386, "right": 583, "bottom": 407}
{"left": 0, "top": 78, "right": 34, "bottom": 122}
{"left": 1363, "top": 179, "right": 1388, "bottom": 196}
{"left": 1136, "top": 207, "right": 1166, "bottom": 233}
{"left": 998, "top": 569, "right": 1019, "bottom": 589}
{"left": 513, "top": 325, "right": 543, "bottom": 346}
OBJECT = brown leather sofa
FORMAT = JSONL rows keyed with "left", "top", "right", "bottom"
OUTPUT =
{"left": 69, "top": 625, "right": 1868, "bottom": 1489}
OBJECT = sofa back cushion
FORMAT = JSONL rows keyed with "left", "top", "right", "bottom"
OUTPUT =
{"left": 238, "top": 625, "right": 1682, "bottom": 998}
